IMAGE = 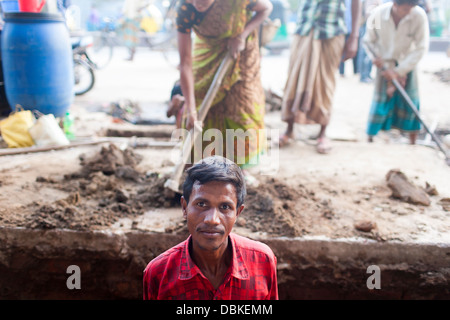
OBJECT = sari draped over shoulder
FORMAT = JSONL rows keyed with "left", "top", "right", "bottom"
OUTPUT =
{"left": 189, "top": 0, "right": 266, "bottom": 168}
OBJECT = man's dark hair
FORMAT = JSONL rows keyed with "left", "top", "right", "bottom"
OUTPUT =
{"left": 393, "top": 0, "right": 420, "bottom": 5}
{"left": 182, "top": 156, "right": 246, "bottom": 208}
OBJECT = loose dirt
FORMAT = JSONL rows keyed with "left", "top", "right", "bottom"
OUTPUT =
{"left": 0, "top": 50, "right": 449, "bottom": 244}
{"left": 0, "top": 144, "right": 181, "bottom": 231}
{"left": 0, "top": 138, "right": 448, "bottom": 244}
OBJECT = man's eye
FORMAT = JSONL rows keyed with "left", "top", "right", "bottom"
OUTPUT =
{"left": 197, "top": 202, "right": 206, "bottom": 207}
{"left": 220, "top": 204, "right": 231, "bottom": 210}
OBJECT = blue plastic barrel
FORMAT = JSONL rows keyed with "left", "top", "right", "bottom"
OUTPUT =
{"left": 1, "top": 12, "right": 74, "bottom": 117}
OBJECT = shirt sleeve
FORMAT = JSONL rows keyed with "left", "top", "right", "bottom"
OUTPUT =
{"left": 143, "top": 264, "right": 157, "bottom": 300}
{"left": 266, "top": 254, "right": 279, "bottom": 300}
{"left": 362, "top": 9, "right": 380, "bottom": 61}
{"left": 394, "top": 11, "right": 429, "bottom": 77}
{"left": 176, "top": 2, "right": 196, "bottom": 33}
{"left": 247, "top": 0, "right": 258, "bottom": 10}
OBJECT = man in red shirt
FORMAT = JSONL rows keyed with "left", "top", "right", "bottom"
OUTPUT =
{"left": 143, "top": 156, "right": 278, "bottom": 300}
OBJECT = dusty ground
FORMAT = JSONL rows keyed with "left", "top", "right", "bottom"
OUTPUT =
{"left": 0, "top": 48, "right": 449, "bottom": 244}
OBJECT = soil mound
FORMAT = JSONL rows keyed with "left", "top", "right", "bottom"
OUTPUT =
{"left": 25, "top": 144, "right": 180, "bottom": 230}
{"left": 241, "top": 177, "right": 337, "bottom": 237}
{"left": 21, "top": 145, "right": 330, "bottom": 237}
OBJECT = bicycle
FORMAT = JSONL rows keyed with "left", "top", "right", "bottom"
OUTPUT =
{"left": 72, "top": 37, "right": 96, "bottom": 96}
{"left": 82, "top": 1, "right": 179, "bottom": 69}
{"left": 85, "top": 17, "right": 117, "bottom": 70}
{"left": 141, "top": 0, "right": 179, "bottom": 68}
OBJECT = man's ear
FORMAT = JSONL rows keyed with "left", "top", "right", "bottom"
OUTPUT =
{"left": 236, "top": 204, "right": 245, "bottom": 218}
{"left": 181, "top": 196, "right": 188, "bottom": 219}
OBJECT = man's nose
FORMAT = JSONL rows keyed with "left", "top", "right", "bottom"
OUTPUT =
{"left": 204, "top": 207, "right": 220, "bottom": 225}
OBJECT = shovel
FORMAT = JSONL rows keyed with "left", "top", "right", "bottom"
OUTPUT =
{"left": 366, "top": 45, "right": 450, "bottom": 166}
{"left": 164, "top": 53, "right": 234, "bottom": 193}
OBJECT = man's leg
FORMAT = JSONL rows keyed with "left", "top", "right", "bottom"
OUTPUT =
{"left": 279, "top": 118, "right": 295, "bottom": 147}
{"left": 409, "top": 132, "right": 417, "bottom": 145}
{"left": 316, "top": 124, "right": 332, "bottom": 154}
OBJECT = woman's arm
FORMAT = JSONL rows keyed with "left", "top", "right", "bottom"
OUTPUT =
{"left": 228, "top": 0, "right": 273, "bottom": 59}
{"left": 178, "top": 31, "right": 197, "bottom": 130}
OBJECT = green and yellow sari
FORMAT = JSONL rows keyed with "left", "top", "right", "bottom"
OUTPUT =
{"left": 181, "top": 0, "right": 266, "bottom": 168}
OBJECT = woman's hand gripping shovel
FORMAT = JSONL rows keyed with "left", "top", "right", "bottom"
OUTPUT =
{"left": 366, "top": 45, "right": 450, "bottom": 166}
{"left": 164, "top": 53, "right": 234, "bottom": 193}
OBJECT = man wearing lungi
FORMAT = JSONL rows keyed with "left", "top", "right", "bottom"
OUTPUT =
{"left": 363, "top": 0, "right": 429, "bottom": 144}
{"left": 280, "top": 0, "right": 361, "bottom": 154}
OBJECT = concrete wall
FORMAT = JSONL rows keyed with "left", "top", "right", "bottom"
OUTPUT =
{"left": 0, "top": 227, "right": 449, "bottom": 299}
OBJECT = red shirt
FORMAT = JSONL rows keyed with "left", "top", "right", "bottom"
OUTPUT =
{"left": 143, "top": 233, "right": 278, "bottom": 300}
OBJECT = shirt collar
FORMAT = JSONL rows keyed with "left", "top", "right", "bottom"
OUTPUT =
{"left": 383, "top": 3, "right": 393, "bottom": 21}
{"left": 178, "top": 234, "right": 249, "bottom": 281}
{"left": 384, "top": 3, "right": 414, "bottom": 22}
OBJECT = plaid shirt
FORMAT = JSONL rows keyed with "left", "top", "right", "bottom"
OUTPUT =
{"left": 295, "top": 0, "right": 348, "bottom": 39}
{"left": 143, "top": 233, "right": 278, "bottom": 300}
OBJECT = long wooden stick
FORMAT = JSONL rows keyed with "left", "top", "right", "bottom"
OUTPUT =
{"left": 0, "top": 137, "right": 177, "bottom": 156}
{"left": 164, "top": 53, "right": 234, "bottom": 192}
{"left": 0, "top": 138, "right": 112, "bottom": 156}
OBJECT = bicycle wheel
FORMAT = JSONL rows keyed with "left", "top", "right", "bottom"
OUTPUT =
{"left": 73, "top": 58, "right": 95, "bottom": 96}
{"left": 147, "top": 1, "right": 179, "bottom": 68}
{"left": 86, "top": 32, "right": 114, "bottom": 70}
{"left": 148, "top": 31, "right": 179, "bottom": 68}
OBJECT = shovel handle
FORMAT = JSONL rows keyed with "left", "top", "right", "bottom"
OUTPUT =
{"left": 165, "top": 53, "right": 234, "bottom": 192}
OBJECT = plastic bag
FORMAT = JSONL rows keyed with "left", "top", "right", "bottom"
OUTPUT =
{"left": 261, "top": 18, "right": 281, "bottom": 46}
{"left": 28, "top": 112, "right": 70, "bottom": 147}
{"left": 0, "top": 105, "right": 35, "bottom": 148}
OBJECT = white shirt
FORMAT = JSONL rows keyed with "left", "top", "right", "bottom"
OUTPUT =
{"left": 363, "top": 2, "right": 429, "bottom": 77}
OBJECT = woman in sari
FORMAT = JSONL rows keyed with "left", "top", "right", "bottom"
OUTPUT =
{"left": 176, "top": 0, "right": 272, "bottom": 180}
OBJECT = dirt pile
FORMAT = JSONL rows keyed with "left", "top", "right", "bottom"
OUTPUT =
{"left": 240, "top": 178, "right": 336, "bottom": 237}
{"left": 24, "top": 144, "right": 180, "bottom": 230}
{"left": 1, "top": 143, "right": 446, "bottom": 241}
{"left": 12, "top": 145, "right": 332, "bottom": 237}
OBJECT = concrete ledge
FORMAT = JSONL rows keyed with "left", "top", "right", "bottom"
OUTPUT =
{"left": 0, "top": 227, "right": 448, "bottom": 299}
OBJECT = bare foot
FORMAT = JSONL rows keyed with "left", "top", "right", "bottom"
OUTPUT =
{"left": 279, "top": 133, "right": 293, "bottom": 148}
{"left": 316, "top": 137, "right": 332, "bottom": 154}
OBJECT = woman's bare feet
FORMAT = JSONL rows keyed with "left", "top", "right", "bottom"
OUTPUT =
{"left": 279, "top": 133, "right": 293, "bottom": 147}
{"left": 316, "top": 137, "right": 332, "bottom": 154}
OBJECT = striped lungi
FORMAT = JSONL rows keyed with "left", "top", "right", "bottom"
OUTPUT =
{"left": 366, "top": 68, "right": 421, "bottom": 136}
{"left": 281, "top": 31, "right": 345, "bottom": 126}
{"left": 120, "top": 18, "right": 140, "bottom": 49}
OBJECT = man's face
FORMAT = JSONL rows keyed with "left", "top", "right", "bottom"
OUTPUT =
{"left": 393, "top": 3, "right": 415, "bottom": 19}
{"left": 181, "top": 181, "right": 244, "bottom": 252}
{"left": 192, "top": 0, "right": 215, "bottom": 12}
